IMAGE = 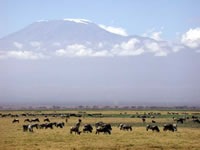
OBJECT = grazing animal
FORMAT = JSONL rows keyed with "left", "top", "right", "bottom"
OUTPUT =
{"left": 146, "top": 125, "right": 160, "bottom": 132}
{"left": 70, "top": 126, "right": 81, "bottom": 134}
{"left": 31, "top": 124, "right": 39, "bottom": 129}
{"left": 176, "top": 118, "right": 184, "bottom": 124}
{"left": 23, "top": 125, "right": 28, "bottom": 132}
{"left": 70, "top": 119, "right": 82, "bottom": 134}
{"left": 142, "top": 118, "right": 146, "bottom": 123}
{"left": 24, "top": 118, "right": 31, "bottom": 122}
{"left": 95, "top": 123, "right": 112, "bottom": 134}
{"left": 12, "top": 119, "right": 19, "bottom": 123}
{"left": 44, "top": 118, "right": 50, "bottom": 122}
{"left": 83, "top": 124, "right": 93, "bottom": 133}
{"left": 193, "top": 119, "right": 200, "bottom": 123}
{"left": 163, "top": 124, "right": 177, "bottom": 132}
{"left": 56, "top": 122, "right": 65, "bottom": 128}
{"left": 119, "top": 124, "right": 132, "bottom": 131}
{"left": 45, "top": 123, "right": 54, "bottom": 129}
{"left": 39, "top": 123, "right": 47, "bottom": 129}
{"left": 152, "top": 120, "right": 156, "bottom": 123}
{"left": 31, "top": 118, "right": 40, "bottom": 122}
{"left": 192, "top": 116, "right": 198, "bottom": 120}
{"left": 96, "top": 126, "right": 111, "bottom": 134}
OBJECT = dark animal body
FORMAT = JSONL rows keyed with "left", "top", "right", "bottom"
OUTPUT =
{"left": 193, "top": 119, "right": 200, "bottom": 123}
{"left": 31, "top": 118, "right": 40, "bottom": 122}
{"left": 24, "top": 118, "right": 31, "bottom": 122}
{"left": 44, "top": 118, "right": 50, "bottom": 122}
{"left": 95, "top": 122, "right": 112, "bottom": 134}
{"left": 96, "top": 126, "right": 111, "bottom": 134}
{"left": 56, "top": 122, "right": 65, "bottom": 128}
{"left": 70, "top": 126, "right": 81, "bottom": 134}
{"left": 176, "top": 118, "right": 185, "bottom": 124}
{"left": 83, "top": 124, "right": 93, "bottom": 133}
{"left": 12, "top": 119, "right": 19, "bottom": 123}
{"left": 146, "top": 125, "right": 160, "bottom": 132}
{"left": 163, "top": 124, "right": 177, "bottom": 132}
{"left": 119, "top": 124, "right": 132, "bottom": 131}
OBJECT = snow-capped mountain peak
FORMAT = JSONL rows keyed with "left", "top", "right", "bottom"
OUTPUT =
{"left": 63, "top": 18, "right": 92, "bottom": 24}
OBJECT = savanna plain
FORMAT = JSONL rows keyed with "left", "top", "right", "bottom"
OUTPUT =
{"left": 0, "top": 110, "right": 200, "bottom": 150}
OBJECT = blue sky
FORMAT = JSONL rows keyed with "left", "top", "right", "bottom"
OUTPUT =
{"left": 1, "top": 0, "right": 200, "bottom": 39}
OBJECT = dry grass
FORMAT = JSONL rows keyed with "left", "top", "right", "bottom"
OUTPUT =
{"left": 0, "top": 110, "right": 200, "bottom": 150}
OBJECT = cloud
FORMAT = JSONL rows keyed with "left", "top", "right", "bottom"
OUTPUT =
{"left": 142, "top": 28, "right": 163, "bottom": 41}
{"left": 54, "top": 38, "right": 183, "bottom": 58}
{"left": 99, "top": 24, "right": 128, "bottom": 36}
{"left": 120, "top": 38, "right": 140, "bottom": 50}
{"left": 0, "top": 51, "right": 46, "bottom": 60}
{"left": 181, "top": 27, "right": 200, "bottom": 48}
{"left": 150, "top": 31, "right": 162, "bottom": 41}
{"left": 111, "top": 38, "right": 145, "bottom": 56}
{"left": 4, "top": 27, "right": 200, "bottom": 59}
{"left": 30, "top": 41, "right": 41, "bottom": 47}
{"left": 55, "top": 44, "right": 109, "bottom": 57}
{"left": 13, "top": 42, "right": 23, "bottom": 49}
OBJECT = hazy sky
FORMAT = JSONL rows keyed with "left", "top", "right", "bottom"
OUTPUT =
{"left": 0, "top": 0, "right": 200, "bottom": 106}
{"left": 1, "top": 0, "right": 200, "bottom": 39}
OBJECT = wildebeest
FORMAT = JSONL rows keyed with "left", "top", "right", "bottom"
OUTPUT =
{"left": 56, "top": 122, "right": 65, "bottom": 128}
{"left": 70, "top": 126, "right": 81, "bottom": 135}
{"left": 83, "top": 124, "right": 93, "bottom": 133}
{"left": 95, "top": 123, "right": 112, "bottom": 134}
{"left": 31, "top": 118, "right": 40, "bottom": 122}
{"left": 192, "top": 116, "right": 198, "bottom": 120}
{"left": 176, "top": 118, "right": 185, "bottom": 124}
{"left": 146, "top": 125, "right": 160, "bottom": 132}
{"left": 119, "top": 124, "right": 132, "bottom": 131}
{"left": 95, "top": 122, "right": 112, "bottom": 131}
{"left": 96, "top": 126, "right": 111, "bottom": 134}
{"left": 39, "top": 123, "right": 47, "bottom": 129}
{"left": 44, "top": 118, "right": 50, "bottom": 122}
{"left": 23, "top": 125, "right": 28, "bottom": 132}
{"left": 24, "top": 118, "right": 31, "bottom": 122}
{"left": 193, "top": 119, "right": 200, "bottom": 123}
{"left": 163, "top": 124, "right": 177, "bottom": 132}
{"left": 12, "top": 119, "right": 19, "bottom": 123}
{"left": 45, "top": 122, "right": 56, "bottom": 129}
{"left": 142, "top": 118, "right": 146, "bottom": 123}
{"left": 152, "top": 120, "right": 156, "bottom": 123}
{"left": 31, "top": 124, "right": 39, "bottom": 129}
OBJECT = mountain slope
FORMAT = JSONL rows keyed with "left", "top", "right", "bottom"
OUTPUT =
{"left": 0, "top": 19, "right": 131, "bottom": 51}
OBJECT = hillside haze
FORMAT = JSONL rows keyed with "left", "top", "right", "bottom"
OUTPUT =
{"left": 0, "top": 19, "right": 200, "bottom": 106}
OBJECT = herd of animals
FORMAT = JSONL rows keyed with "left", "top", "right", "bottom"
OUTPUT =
{"left": 1, "top": 112, "right": 200, "bottom": 135}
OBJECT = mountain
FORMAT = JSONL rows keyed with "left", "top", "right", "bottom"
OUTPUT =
{"left": 0, "top": 19, "right": 133, "bottom": 51}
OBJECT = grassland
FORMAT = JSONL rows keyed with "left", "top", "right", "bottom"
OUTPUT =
{"left": 0, "top": 110, "right": 200, "bottom": 150}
